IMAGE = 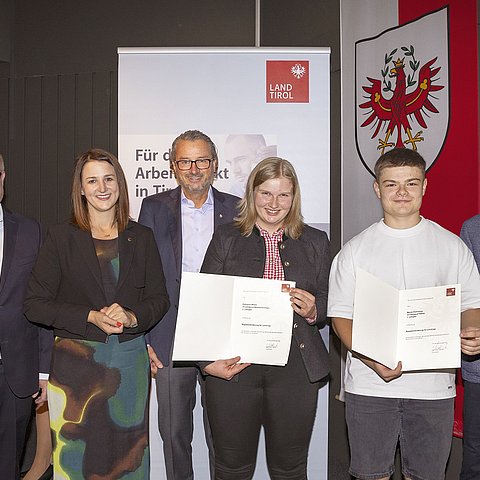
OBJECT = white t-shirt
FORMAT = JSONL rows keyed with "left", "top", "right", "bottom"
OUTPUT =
{"left": 328, "top": 218, "right": 480, "bottom": 400}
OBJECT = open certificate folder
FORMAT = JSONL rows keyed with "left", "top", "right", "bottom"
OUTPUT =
{"left": 352, "top": 268, "right": 461, "bottom": 371}
{"left": 172, "top": 272, "right": 295, "bottom": 366}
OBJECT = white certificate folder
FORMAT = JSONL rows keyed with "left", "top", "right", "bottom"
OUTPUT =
{"left": 172, "top": 272, "right": 295, "bottom": 366}
{"left": 353, "top": 268, "right": 461, "bottom": 371}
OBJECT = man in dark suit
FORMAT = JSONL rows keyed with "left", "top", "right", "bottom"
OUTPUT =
{"left": 139, "top": 130, "right": 239, "bottom": 480}
{"left": 0, "top": 153, "right": 51, "bottom": 479}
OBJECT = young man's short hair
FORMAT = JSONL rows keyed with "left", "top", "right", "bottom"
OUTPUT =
{"left": 374, "top": 148, "right": 426, "bottom": 179}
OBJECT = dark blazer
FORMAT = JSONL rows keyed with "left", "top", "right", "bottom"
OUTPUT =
{"left": 25, "top": 221, "right": 169, "bottom": 343}
{"left": 139, "top": 186, "right": 239, "bottom": 365}
{"left": 0, "top": 207, "right": 51, "bottom": 398}
{"left": 201, "top": 223, "right": 331, "bottom": 383}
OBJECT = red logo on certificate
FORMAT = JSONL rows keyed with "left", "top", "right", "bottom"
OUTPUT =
{"left": 446, "top": 288, "right": 456, "bottom": 296}
{"left": 266, "top": 61, "right": 309, "bottom": 103}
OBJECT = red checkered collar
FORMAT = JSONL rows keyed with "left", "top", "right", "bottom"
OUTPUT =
{"left": 255, "top": 224, "right": 285, "bottom": 241}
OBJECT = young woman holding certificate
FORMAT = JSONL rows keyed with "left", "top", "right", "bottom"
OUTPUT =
{"left": 200, "top": 157, "right": 331, "bottom": 480}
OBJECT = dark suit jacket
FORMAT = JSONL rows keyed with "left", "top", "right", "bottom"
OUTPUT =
{"left": 0, "top": 207, "right": 51, "bottom": 398}
{"left": 201, "top": 223, "right": 331, "bottom": 383}
{"left": 25, "top": 221, "right": 169, "bottom": 343}
{"left": 139, "top": 186, "right": 239, "bottom": 365}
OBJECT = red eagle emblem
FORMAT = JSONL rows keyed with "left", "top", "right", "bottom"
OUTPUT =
{"left": 359, "top": 50, "right": 444, "bottom": 154}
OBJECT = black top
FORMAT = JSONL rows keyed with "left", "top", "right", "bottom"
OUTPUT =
{"left": 93, "top": 238, "right": 119, "bottom": 305}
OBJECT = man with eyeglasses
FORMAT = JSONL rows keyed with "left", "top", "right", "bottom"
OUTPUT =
{"left": 139, "top": 130, "right": 239, "bottom": 480}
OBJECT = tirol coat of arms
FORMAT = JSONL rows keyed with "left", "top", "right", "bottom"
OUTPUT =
{"left": 355, "top": 8, "right": 449, "bottom": 176}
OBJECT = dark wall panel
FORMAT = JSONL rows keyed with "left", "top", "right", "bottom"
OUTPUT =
{"left": 24, "top": 77, "right": 42, "bottom": 220}
{"left": 92, "top": 71, "right": 114, "bottom": 150}
{"left": 0, "top": 79, "right": 9, "bottom": 156}
{"left": 10, "top": 77, "right": 26, "bottom": 212}
{"left": 40, "top": 76, "right": 60, "bottom": 226}
{"left": 13, "top": 0, "right": 256, "bottom": 77}
{"left": 0, "top": 0, "right": 12, "bottom": 62}
{"left": 74, "top": 73, "right": 94, "bottom": 155}
{"left": 57, "top": 75, "right": 77, "bottom": 223}
{"left": 2, "top": 72, "right": 116, "bottom": 225}
{"left": 109, "top": 72, "right": 118, "bottom": 155}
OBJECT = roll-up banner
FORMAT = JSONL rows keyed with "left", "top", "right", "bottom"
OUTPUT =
{"left": 118, "top": 47, "right": 330, "bottom": 479}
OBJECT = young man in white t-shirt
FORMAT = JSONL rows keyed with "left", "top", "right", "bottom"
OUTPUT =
{"left": 328, "top": 148, "right": 480, "bottom": 480}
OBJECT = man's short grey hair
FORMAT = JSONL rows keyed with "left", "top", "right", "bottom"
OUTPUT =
{"left": 170, "top": 130, "right": 218, "bottom": 165}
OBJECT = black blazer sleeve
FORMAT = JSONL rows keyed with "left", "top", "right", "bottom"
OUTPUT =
{"left": 311, "top": 229, "right": 331, "bottom": 328}
{"left": 118, "top": 226, "right": 170, "bottom": 335}
{"left": 25, "top": 226, "right": 92, "bottom": 336}
{"left": 201, "top": 225, "right": 233, "bottom": 275}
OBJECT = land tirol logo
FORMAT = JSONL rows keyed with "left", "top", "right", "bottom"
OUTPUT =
{"left": 266, "top": 60, "right": 309, "bottom": 103}
{"left": 355, "top": 8, "right": 449, "bottom": 176}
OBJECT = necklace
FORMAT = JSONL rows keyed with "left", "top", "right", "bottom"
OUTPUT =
{"left": 92, "top": 224, "right": 117, "bottom": 239}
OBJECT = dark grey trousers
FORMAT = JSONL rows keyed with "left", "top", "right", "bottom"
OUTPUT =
{"left": 154, "top": 362, "right": 215, "bottom": 480}
{"left": 460, "top": 380, "right": 480, "bottom": 480}
{"left": 0, "top": 363, "right": 33, "bottom": 480}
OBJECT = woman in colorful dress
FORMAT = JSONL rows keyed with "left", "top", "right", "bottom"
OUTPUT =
{"left": 25, "top": 148, "right": 169, "bottom": 479}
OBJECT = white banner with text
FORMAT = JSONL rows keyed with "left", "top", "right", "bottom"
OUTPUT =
{"left": 118, "top": 47, "right": 330, "bottom": 480}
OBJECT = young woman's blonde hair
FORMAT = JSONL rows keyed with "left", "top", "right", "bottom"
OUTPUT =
{"left": 71, "top": 148, "right": 130, "bottom": 232}
{"left": 235, "top": 157, "right": 304, "bottom": 239}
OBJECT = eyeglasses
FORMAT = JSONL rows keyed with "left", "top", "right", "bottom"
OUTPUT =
{"left": 175, "top": 159, "right": 212, "bottom": 171}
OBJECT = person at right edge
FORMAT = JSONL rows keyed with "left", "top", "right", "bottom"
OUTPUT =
{"left": 199, "top": 157, "right": 331, "bottom": 479}
{"left": 460, "top": 214, "right": 480, "bottom": 479}
{"left": 329, "top": 148, "right": 480, "bottom": 480}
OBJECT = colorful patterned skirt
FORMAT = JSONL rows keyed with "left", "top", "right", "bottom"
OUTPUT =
{"left": 47, "top": 335, "right": 150, "bottom": 479}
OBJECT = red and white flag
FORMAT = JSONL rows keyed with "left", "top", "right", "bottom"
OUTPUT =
{"left": 341, "top": 0, "right": 478, "bottom": 241}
